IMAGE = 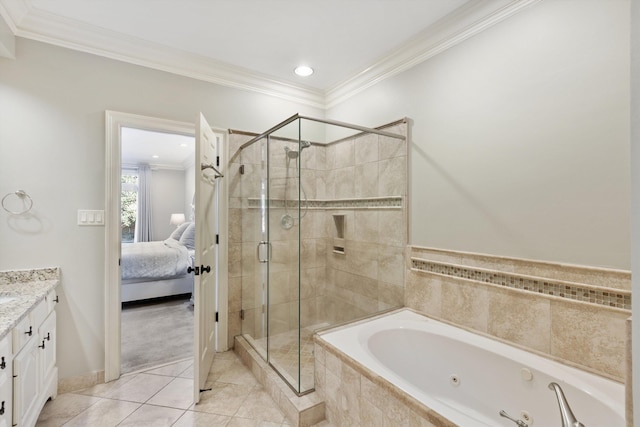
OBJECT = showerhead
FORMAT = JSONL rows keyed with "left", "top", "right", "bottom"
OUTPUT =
{"left": 284, "top": 141, "right": 310, "bottom": 159}
{"left": 284, "top": 146, "right": 299, "bottom": 159}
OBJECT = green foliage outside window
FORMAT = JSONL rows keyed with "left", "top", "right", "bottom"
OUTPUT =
{"left": 121, "top": 174, "right": 138, "bottom": 243}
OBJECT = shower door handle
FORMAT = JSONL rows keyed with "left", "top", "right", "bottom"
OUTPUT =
{"left": 257, "top": 241, "right": 271, "bottom": 263}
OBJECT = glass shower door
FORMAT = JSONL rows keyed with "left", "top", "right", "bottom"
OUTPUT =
{"left": 241, "top": 135, "right": 269, "bottom": 361}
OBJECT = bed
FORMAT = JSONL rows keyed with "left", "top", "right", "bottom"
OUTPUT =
{"left": 121, "top": 222, "right": 195, "bottom": 302}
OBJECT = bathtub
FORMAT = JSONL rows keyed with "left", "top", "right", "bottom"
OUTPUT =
{"left": 318, "top": 309, "right": 625, "bottom": 426}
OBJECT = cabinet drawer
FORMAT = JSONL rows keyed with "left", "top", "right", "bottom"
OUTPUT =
{"left": 11, "top": 317, "right": 31, "bottom": 354}
{"left": 12, "top": 299, "right": 46, "bottom": 353}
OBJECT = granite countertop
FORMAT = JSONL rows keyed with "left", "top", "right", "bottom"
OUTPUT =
{"left": 0, "top": 267, "right": 60, "bottom": 341}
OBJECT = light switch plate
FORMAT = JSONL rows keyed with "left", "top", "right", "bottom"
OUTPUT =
{"left": 78, "top": 209, "right": 105, "bottom": 226}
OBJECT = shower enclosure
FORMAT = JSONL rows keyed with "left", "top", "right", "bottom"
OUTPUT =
{"left": 235, "top": 114, "right": 407, "bottom": 395}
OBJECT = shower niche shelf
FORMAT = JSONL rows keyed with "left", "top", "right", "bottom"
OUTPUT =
{"left": 333, "top": 214, "right": 345, "bottom": 254}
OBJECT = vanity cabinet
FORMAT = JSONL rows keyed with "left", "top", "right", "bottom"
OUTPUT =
{"left": 12, "top": 289, "right": 57, "bottom": 427}
{"left": 0, "top": 334, "right": 12, "bottom": 427}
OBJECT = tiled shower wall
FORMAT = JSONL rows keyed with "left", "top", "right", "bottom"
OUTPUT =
{"left": 321, "top": 123, "right": 407, "bottom": 324}
{"left": 226, "top": 120, "right": 408, "bottom": 346}
{"left": 405, "top": 245, "right": 631, "bottom": 382}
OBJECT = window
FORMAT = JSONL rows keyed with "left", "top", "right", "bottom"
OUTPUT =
{"left": 121, "top": 171, "right": 138, "bottom": 243}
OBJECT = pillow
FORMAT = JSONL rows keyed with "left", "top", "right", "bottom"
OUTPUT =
{"left": 169, "top": 222, "right": 190, "bottom": 240}
{"left": 179, "top": 222, "right": 196, "bottom": 250}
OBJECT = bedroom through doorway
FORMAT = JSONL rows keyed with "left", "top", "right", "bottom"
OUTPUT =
{"left": 119, "top": 126, "right": 197, "bottom": 374}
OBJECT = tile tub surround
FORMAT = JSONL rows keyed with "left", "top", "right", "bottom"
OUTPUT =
{"left": 0, "top": 267, "right": 60, "bottom": 339}
{"left": 314, "top": 336, "right": 453, "bottom": 427}
{"left": 406, "top": 246, "right": 630, "bottom": 382}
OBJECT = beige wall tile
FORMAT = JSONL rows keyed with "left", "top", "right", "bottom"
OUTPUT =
{"left": 355, "top": 133, "right": 379, "bottom": 165}
{"left": 229, "top": 276, "right": 242, "bottom": 312}
{"left": 551, "top": 299, "right": 627, "bottom": 380}
{"left": 405, "top": 270, "right": 442, "bottom": 318}
{"left": 354, "top": 210, "right": 379, "bottom": 243}
{"left": 334, "top": 139, "right": 355, "bottom": 169}
{"left": 441, "top": 275, "right": 488, "bottom": 333}
{"left": 378, "top": 245, "right": 404, "bottom": 285}
{"left": 379, "top": 211, "right": 405, "bottom": 247}
{"left": 355, "top": 162, "right": 379, "bottom": 197}
{"left": 334, "top": 167, "right": 355, "bottom": 199}
{"left": 379, "top": 134, "right": 406, "bottom": 160}
{"left": 488, "top": 287, "right": 551, "bottom": 353}
{"left": 378, "top": 156, "right": 406, "bottom": 197}
{"left": 378, "top": 281, "right": 404, "bottom": 308}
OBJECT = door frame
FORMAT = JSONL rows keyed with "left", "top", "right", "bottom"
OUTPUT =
{"left": 104, "top": 110, "right": 229, "bottom": 382}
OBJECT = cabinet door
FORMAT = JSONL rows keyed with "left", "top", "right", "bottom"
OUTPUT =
{"left": 38, "top": 311, "right": 56, "bottom": 389}
{"left": 0, "top": 335, "right": 11, "bottom": 427}
{"left": 13, "top": 338, "right": 39, "bottom": 427}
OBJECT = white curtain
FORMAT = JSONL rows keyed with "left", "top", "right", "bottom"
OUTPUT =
{"left": 135, "top": 164, "right": 153, "bottom": 242}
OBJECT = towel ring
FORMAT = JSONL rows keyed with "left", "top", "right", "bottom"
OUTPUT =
{"left": 2, "top": 190, "right": 33, "bottom": 215}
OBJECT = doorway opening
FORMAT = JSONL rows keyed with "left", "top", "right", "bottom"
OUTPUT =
{"left": 120, "top": 126, "right": 196, "bottom": 374}
{"left": 104, "top": 111, "right": 229, "bottom": 393}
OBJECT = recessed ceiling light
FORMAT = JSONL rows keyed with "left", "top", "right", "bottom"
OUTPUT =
{"left": 179, "top": 143, "right": 188, "bottom": 147}
{"left": 294, "top": 65, "right": 314, "bottom": 77}
{"left": 152, "top": 155, "right": 159, "bottom": 159}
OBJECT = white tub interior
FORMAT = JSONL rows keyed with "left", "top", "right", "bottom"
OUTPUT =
{"left": 320, "top": 309, "right": 625, "bottom": 427}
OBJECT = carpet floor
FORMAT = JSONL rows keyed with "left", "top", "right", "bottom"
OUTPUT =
{"left": 121, "top": 296, "right": 194, "bottom": 374}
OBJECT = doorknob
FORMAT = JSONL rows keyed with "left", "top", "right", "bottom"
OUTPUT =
{"left": 187, "top": 266, "right": 200, "bottom": 275}
{"left": 201, "top": 265, "right": 211, "bottom": 273}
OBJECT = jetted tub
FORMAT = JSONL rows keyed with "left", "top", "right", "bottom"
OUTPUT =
{"left": 319, "top": 309, "right": 625, "bottom": 426}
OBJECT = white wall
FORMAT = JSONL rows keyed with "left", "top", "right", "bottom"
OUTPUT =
{"left": 184, "top": 163, "right": 196, "bottom": 222}
{"left": 151, "top": 169, "right": 186, "bottom": 240}
{"left": 327, "top": 0, "right": 630, "bottom": 269}
{"left": 0, "top": 38, "right": 322, "bottom": 380}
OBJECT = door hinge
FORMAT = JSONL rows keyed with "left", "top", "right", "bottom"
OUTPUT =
{"left": 216, "top": 156, "right": 220, "bottom": 167}
{"left": 215, "top": 312, "right": 219, "bottom": 322}
{"left": 240, "top": 309, "right": 245, "bottom": 320}
{"left": 215, "top": 234, "right": 219, "bottom": 245}
{"left": 119, "top": 258, "right": 121, "bottom": 266}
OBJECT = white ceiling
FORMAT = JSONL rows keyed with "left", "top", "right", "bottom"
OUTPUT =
{"left": 0, "top": 0, "right": 537, "bottom": 107}
{"left": 121, "top": 127, "right": 195, "bottom": 170}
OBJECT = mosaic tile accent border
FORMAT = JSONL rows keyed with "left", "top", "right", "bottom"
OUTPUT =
{"left": 248, "top": 196, "right": 402, "bottom": 210}
{"left": 411, "top": 258, "right": 631, "bottom": 311}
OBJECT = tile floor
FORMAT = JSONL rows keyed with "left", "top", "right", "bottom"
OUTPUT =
{"left": 36, "top": 350, "right": 332, "bottom": 426}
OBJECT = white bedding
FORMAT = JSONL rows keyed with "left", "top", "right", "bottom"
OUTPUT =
{"left": 121, "top": 238, "right": 190, "bottom": 281}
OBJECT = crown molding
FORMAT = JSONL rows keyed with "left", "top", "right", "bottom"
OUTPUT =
{"left": 2, "top": 0, "right": 540, "bottom": 110}
{"left": 325, "top": 0, "right": 542, "bottom": 109}
{"left": 9, "top": 4, "right": 327, "bottom": 108}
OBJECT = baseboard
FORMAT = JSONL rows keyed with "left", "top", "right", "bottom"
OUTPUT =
{"left": 57, "top": 369, "right": 105, "bottom": 394}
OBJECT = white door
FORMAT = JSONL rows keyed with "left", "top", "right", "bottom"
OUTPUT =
{"left": 193, "top": 113, "right": 219, "bottom": 403}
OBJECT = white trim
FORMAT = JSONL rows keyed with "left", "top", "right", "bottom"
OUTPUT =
{"left": 325, "top": 0, "right": 542, "bottom": 108}
{"left": 11, "top": 6, "right": 325, "bottom": 109}
{"left": 5, "top": 0, "right": 539, "bottom": 109}
{"left": 105, "top": 111, "right": 230, "bottom": 381}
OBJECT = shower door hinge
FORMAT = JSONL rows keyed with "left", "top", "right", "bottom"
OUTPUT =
{"left": 215, "top": 234, "right": 219, "bottom": 244}
{"left": 240, "top": 309, "right": 245, "bottom": 320}
{"left": 216, "top": 156, "right": 220, "bottom": 167}
{"left": 239, "top": 164, "right": 245, "bottom": 175}
{"left": 215, "top": 312, "right": 219, "bottom": 322}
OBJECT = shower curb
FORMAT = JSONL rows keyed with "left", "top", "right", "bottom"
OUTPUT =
{"left": 234, "top": 336, "right": 326, "bottom": 427}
